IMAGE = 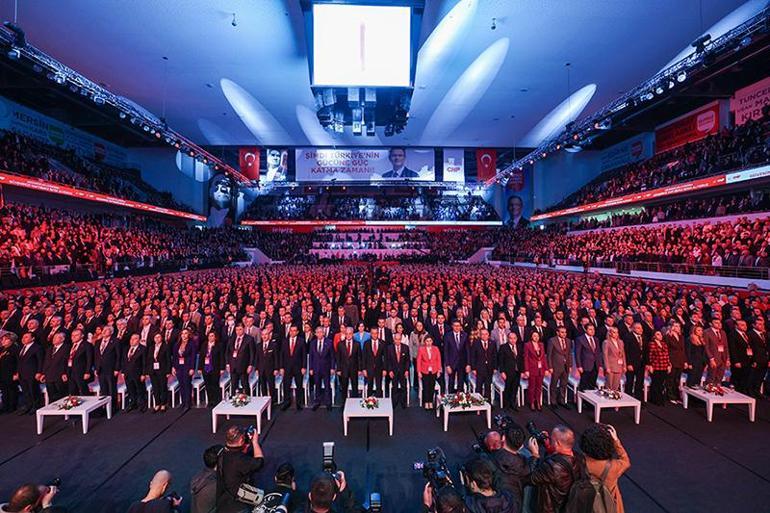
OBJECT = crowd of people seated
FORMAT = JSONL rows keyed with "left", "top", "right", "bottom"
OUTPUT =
{"left": 495, "top": 217, "right": 770, "bottom": 271}
{"left": 565, "top": 188, "right": 770, "bottom": 231}
{"left": 243, "top": 193, "right": 499, "bottom": 222}
{"left": 0, "top": 130, "right": 194, "bottom": 213}
{"left": 0, "top": 202, "right": 248, "bottom": 283}
{"left": 539, "top": 108, "right": 770, "bottom": 215}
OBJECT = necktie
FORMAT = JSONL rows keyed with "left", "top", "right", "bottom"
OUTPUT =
{"left": 100, "top": 339, "right": 108, "bottom": 354}
{"left": 290, "top": 338, "right": 295, "bottom": 356}
{"left": 396, "top": 346, "right": 400, "bottom": 362}
{"left": 70, "top": 344, "right": 78, "bottom": 359}
{"left": 129, "top": 347, "right": 135, "bottom": 360}
{"left": 560, "top": 338, "right": 565, "bottom": 352}
{"left": 374, "top": 341, "right": 378, "bottom": 355}
{"left": 318, "top": 340, "right": 323, "bottom": 354}
{"left": 589, "top": 337, "right": 595, "bottom": 351}
{"left": 235, "top": 337, "right": 242, "bottom": 352}
{"left": 482, "top": 341, "right": 487, "bottom": 351}
{"left": 348, "top": 341, "right": 353, "bottom": 357}
{"left": 21, "top": 345, "right": 28, "bottom": 357}
{"left": 455, "top": 333, "right": 460, "bottom": 347}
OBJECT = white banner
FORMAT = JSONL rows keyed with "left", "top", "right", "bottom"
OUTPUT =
{"left": 442, "top": 148, "right": 465, "bottom": 183}
{"left": 295, "top": 148, "right": 435, "bottom": 182}
{"left": 599, "top": 132, "right": 653, "bottom": 172}
{"left": 725, "top": 163, "right": 770, "bottom": 184}
{"left": 731, "top": 76, "right": 770, "bottom": 126}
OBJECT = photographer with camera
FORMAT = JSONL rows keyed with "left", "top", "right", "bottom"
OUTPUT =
{"left": 298, "top": 471, "right": 358, "bottom": 513}
{"left": 270, "top": 463, "right": 305, "bottom": 512}
{"left": 127, "top": 470, "right": 182, "bottom": 513}
{"left": 191, "top": 445, "right": 223, "bottom": 513}
{"left": 421, "top": 485, "right": 468, "bottom": 513}
{"left": 481, "top": 421, "right": 533, "bottom": 508}
{"left": 462, "top": 458, "right": 519, "bottom": 513}
{"left": 0, "top": 483, "right": 65, "bottom": 513}
{"left": 216, "top": 425, "right": 265, "bottom": 513}
{"left": 528, "top": 425, "right": 584, "bottom": 513}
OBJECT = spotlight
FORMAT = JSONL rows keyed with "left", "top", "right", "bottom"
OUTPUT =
{"left": 541, "top": 152, "right": 547, "bottom": 158}
{"left": 188, "top": 150, "right": 195, "bottom": 157}
{"left": 119, "top": 112, "right": 127, "bottom": 119}
{"left": 691, "top": 34, "right": 711, "bottom": 53}
{"left": 32, "top": 64, "right": 43, "bottom": 73}
{"left": 528, "top": 159, "right": 534, "bottom": 165}
{"left": 69, "top": 84, "right": 79, "bottom": 93}
{"left": 174, "top": 140, "right": 182, "bottom": 149}
{"left": 130, "top": 117, "right": 139, "bottom": 125}
{"left": 676, "top": 70, "right": 687, "bottom": 83}
{"left": 641, "top": 92, "right": 654, "bottom": 101}
{"left": 54, "top": 73, "right": 66, "bottom": 85}
{"left": 154, "top": 131, "right": 162, "bottom": 138}
{"left": 143, "top": 125, "right": 150, "bottom": 132}
{"left": 93, "top": 95, "right": 105, "bottom": 105}
{"left": 655, "top": 85, "right": 664, "bottom": 95}
{"left": 668, "top": 80, "right": 675, "bottom": 90}
{"left": 556, "top": 144, "right": 561, "bottom": 150}
{"left": 6, "top": 48, "right": 20, "bottom": 60}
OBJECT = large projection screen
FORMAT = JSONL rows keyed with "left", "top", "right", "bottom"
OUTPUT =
{"left": 312, "top": 4, "right": 411, "bottom": 87}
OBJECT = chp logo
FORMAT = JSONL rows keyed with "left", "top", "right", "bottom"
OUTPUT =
{"left": 696, "top": 110, "right": 716, "bottom": 133}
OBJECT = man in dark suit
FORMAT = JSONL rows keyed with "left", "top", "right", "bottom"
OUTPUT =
{"left": 704, "top": 319, "right": 729, "bottom": 386}
{"left": 444, "top": 320, "right": 469, "bottom": 393}
{"left": 0, "top": 333, "right": 19, "bottom": 413}
{"left": 161, "top": 319, "right": 180, "bottom": 350}
{"left": 221, "top": 315, "right": 237, "bottom": 347}
{"left": 747, "top": 317, "right": 769, "bottom": 398}
{"left": 575, "top": 324, "right": 603, "bottom": 391}
{"left": 16, "top": 332, "right": 43, "bottom": 414}
{"left": 386, "top": 333, "right": 410, "bottom": 409}
{"left": 470, "top": 329, "right": 496, "bottom": 400}
{"left": 309, "top": 327, "right": 335, "bottom": 410}
{"left": 66, "top": 329, "right": 93, "bottom": 396}
{"left": 226, "top": 325, "right": 254, "bottom": 393}
{"left": 728, "top": 320, "right": 751, "bottom": 393}
{"left": 121, "top": 334, "right": 147, "bottom": 411}
{"left": 254, "top": 330, "right": 278, "bottom": 402}
{"left": 363, "top": 328, "right": 386, "bottom": 397}
{"left": 200, "top": 332, "right": 225, "bottom": 406}
{"left": 373, "top": 318, "right": 393, "bottom": 346}
{"left": 42, "top": 333, "right": 69, "bottom": 403}
{"left": 623, "top": 323, "right": 648, "bottom": 399}
{"left": 336, "top": 327, "right": 362, "bottom": 401}
{"left": 331, "top": 306, "right": 351, "bottom": 334}
{"left": 547, "top": 326, "right": 573, "bottom": 409}
{"left": 94, "top": 325, "right": 121, "bottom": 410}
{"left": 381, "top": 147, "right": 419, "bottom": 178}
{"left": 280, "top": 325, "right": 306, "bottom": 410}
{"left": 498, "top": 332, "right": 522, "bottom": 411}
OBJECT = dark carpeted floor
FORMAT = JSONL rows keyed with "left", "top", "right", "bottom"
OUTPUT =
{"left": 0, "top": 391, "right": 769, "bottom": 513}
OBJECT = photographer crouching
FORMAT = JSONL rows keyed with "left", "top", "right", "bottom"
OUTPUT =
{"left": 216, "top": 425, "right": 265, "bottom": 513}
{"left": 479, "top": 419, "right": 534, "bottom": 509}
{"left": 0, "top": 482, "right": 65, "bottom": 513}
{"left": 298, "top": 471, "right": 358, "bottom": 513}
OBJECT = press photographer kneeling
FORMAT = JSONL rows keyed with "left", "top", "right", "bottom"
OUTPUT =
{"left": 216, "top": 425, "right": 265, "bottom": 513}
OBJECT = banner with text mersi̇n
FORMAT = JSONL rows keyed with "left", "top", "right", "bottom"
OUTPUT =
{"left": 731, "top": 76, "right": 770, "bottom": 126}
{"left": 295, "top": 148, "right": 435, "bottom": 182}
{"left": 655, "top": 102, "right": 720, "bottom": 154}
{"left": 442, "top": 148, "right": 465, "bottom": 183}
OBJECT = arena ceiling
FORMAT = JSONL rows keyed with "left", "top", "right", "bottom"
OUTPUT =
{"left": 0, "top": 0, "right": 761, "bottom": 148}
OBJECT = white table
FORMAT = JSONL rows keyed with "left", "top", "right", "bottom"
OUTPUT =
{"left": 681, "top": 386, "right": 756, "bottom": 422}
{"left": 437, "top": 397, "right": 492, "bottom": 432}
{"left": 36, "top": 396, "right": 112, "bottom": 435}
{"left": 343, "top": 398, "right": 393, "bottom": 436}
{"left": 577, "top": 390, "right": 641, "bottom": 424}
{"left": 211, "top": 396, "right": 271, "bottom": 434}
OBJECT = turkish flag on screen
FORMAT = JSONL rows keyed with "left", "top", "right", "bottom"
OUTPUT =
{"left": 238, "top": 147, "right": 260, "bottom": 181}
{"left": 476, "top": 149, "right": 497, "bottom": 181}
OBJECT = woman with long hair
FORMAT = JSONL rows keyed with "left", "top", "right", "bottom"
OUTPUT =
{"left": 523, "top": 331, "right": 549, "bottom": 411}
{"left": 686, "top": 325, "right": 707, "bottom": 388}
{"left": 417, "top": 336, "right": 441, "bottom": 410}
{"left": 646, "top": 330, "right": 671, "bottom": 405}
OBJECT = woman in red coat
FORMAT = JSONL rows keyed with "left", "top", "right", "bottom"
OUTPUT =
{"left": 417, "top": 336, "right": 442, "bottom": 410}
{"left": 523, "top": 331, "right": 550, "bottom": 411}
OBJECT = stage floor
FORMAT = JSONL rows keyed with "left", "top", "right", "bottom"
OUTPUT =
{"left": 0, "top": 393, "right": 769, "bottom": 513}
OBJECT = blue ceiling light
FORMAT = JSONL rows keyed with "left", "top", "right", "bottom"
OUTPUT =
{"left": 419, "top": 38, "right": 509, "bottom": 144}
{"left": 220, "top": 78, "right": 290, "bottom": 144}
{"left": 520, "top": 84, "right": 597, "bottom": 147}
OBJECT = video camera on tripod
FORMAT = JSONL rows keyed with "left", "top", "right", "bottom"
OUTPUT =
{"left": 414, "top": 447, "right": 453, "bottom": 491}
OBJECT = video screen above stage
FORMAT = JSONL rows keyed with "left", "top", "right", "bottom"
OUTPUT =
{"left": 296, "top": 147, "right": 436, "bottom": 182}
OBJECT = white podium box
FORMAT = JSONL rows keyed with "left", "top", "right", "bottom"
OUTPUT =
{"left": 36, "top": 396, "right": 112, "bottom": 435}
{"left": 211, "top": 396, "right": 272, "bottom": 434}
{"left": 436, "top": 396, "right": 492, "bottom": 432}
{"left": 577, "top": 390, "right": 641, "bottom": 424}
{"left": 681, "top": 386, "right": 756, "bottom": 422}
{"left": 343, "top": 398, "right": 393, "bottom": 436}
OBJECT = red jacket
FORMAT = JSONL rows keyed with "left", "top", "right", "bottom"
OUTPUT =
{"left": 417, "top": 346, "right": 441, "bottom": 375}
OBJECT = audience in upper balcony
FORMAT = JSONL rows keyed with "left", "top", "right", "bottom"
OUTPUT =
{"left": 0, "top": 130, "right": 194, "bottom": 213}
{"left": 538, "top": 109, "right": 770, "bottom": 214}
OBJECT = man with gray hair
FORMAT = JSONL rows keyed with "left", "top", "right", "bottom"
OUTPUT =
{"left": 94, "top": 325, "right": 120, "bottom": 410}
{"left": 41, "top": 333, "right": 68, "bottom": 402}
{"left": 66, "top": 329, "right": 92, "bottom": 395}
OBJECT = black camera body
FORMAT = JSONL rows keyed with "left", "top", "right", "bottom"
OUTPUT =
{"left": 526, "top": 421, "right": 548, "bottom": 445}
{"left": 414, "top": 447, "right": 452, "bottom": 491}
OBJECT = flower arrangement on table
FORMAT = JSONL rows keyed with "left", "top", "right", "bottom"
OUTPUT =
{"left": 595, "top": 388, "right": 622, "bottom": 400}
{"left": 702, "top": 383, "right": 727, "bottom": 396}
{"left": 231, "top": 393, "right": 251, "bottom": 407}
{"left": 58, "top": 396, "right": 83, "bottom": 410}
{"left": 440, "top": 391, "right": 486, "bottom": 409}
{"left": 360, "top": 397, "right": 379, "bottom": 409}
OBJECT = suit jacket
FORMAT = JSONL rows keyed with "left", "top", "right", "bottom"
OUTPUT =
{"left": 137, "top": 325, "right": 160, "bottom": 347}
{"left": 665, "top": 333, "right": 687, "bottom": 368}
{"left": 490, "top": 327, "right": 511, "bottom": 348}
{"left": 703, "top": 328, "right": 729, "bottom": 365}
{"left": 146, "top": 339, "right": 172, "bottom": 375}
{"left": 280, "top": 336, "right": 307, "bottom": 372}
{"left": 200, "top": 340, "right": 225, "bottom": 373}
{"left": 470, "top": 340, "right": 497, "bottom": 378}
{"left": 336, "top": 338, "right": 362, "bottom": 375}
{"left": 575, "top": 334, "right": 603, "bottom": 371}
{"left": 602, "top": 338, "right": 626, "bottom": 374}
{"left": 524, "top": 342, "right": 547, "bottom": 376}
{"left": 416, "top": 345, "right": 441, "bottom": 375}
{"left": 728, "top": 330, "right": 751, "bottom": 367}
{"left": 363, "top": 338, "right": 386, "bottom": 374}
{"left": 309, "top": 337, "right": 335, "bottom": 374}
{"left": 497, "top": 342, "right": 521, "bottom": 376}
{"left": 121, "top": 345, "right": 146, "bottom": 378}
{"left": 748, "top": 329, "right": 769, "bottom": 367}
{"left": 67, "top": 342, "right": 93, "bottom": 378}
{"left": 547, "top": 336, "right": 573, "bottom": 371}
{"left": 226, "top": 335, "right": 254, "bottom": 373}
{"left": 0, "top": 344, "right": 19, "bottom": 381}
{"left": 253, "top": 338, "right": 278, "bottom": 373}
{"left": 443, "top": 330, "right": 469, "bottom": 370}
{"left": 386, "top": 343, "right": 410, "bottom": 376}
{"left": 623, "top": 332, "right": 648, "bottom": 368}
{"left": 43, "top": 344, "right": 69, "bottom": 382}
{"left": 17, "top": 342, "right": 44, "bottom": 379}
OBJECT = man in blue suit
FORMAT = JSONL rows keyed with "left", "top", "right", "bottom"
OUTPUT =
{"left": 444, "top": 320, "right": 470, "bottom": 393}
{"left": 575, "top": 324, "right": 604, "bottom": 391}
{"left": 309, "top": 327, "right": 335, "bottom": 411}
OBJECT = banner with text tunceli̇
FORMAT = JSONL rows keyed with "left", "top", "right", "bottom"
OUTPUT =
{"left": 731, "top": 76, "right": 770, "bottom": 126}
{"left": 295, "top": 147, "right": 435, "bottom": 182}
{"left": 0, "top": 95, "right": 127, "bottom": 167}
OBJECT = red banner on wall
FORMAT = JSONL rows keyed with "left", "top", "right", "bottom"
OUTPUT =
{"left": 655, "top": 103, "right": 720, "bottom": 154}
{"left": 238, "top": 147, "right": 260, "bottom": 181}
{"left": 476, "top": 149, "right": 497, "bottom": 181}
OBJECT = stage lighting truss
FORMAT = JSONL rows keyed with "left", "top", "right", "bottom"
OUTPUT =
{"left": 0, "top": 24, "right": 249, "bottom": 184}
{"left": 485, "top": 4, "right": 770, "bottom": 188}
